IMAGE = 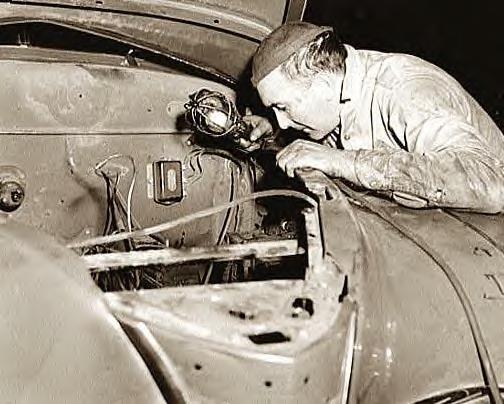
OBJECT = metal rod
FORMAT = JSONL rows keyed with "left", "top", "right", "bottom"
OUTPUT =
{"left": 84, "top": 239, "right": 304, "bottom": 271}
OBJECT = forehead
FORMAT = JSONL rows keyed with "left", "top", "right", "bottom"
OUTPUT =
{"left": 256, "top": 66, "right": 302, "bottom": 107}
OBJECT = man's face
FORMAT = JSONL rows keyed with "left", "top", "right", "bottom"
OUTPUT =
{"left": 257, "top": 66, "right": 342, "bottom": 141}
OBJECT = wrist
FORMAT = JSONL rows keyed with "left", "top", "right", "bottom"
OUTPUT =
{"left": 331, "top": 150, "right": 360, "bottom": 184}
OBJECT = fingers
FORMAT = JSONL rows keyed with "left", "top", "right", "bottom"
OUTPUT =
{"left": 236, "top": 136, "right": 261, "bottom": 152}
{"left": 276, "top": 140, "right": 334, "bottom": 177}
{"left": 276, "top": 139, "right": 303, "bottom": 162}
{"left": 276, "top": 140, "right": 315, "bottom": 164}
{"left": 250, "top": 120, "right": 273, "bottom": 141}
{"left": 277, "top": 141, "right": 311, "bottom": 177}
{"left": 242, "top": 115, "right": 273, "bottom": 142}
{"left": 237, "top": 137, "right": 252, "bottom": 149}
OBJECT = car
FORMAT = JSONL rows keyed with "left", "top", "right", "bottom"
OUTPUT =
{"left": 0, "top": 1, "right": 503, "bottom": 403}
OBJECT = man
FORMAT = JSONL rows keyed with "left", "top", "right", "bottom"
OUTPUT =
{"left": 243, "top": 22, "right": 504, "bottom": 213}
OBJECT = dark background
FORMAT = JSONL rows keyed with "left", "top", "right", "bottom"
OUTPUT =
{"left": 304, "top": 1, "right": 504, "bottom": 128}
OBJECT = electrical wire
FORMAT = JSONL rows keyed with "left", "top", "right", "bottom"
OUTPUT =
{"left": 91, "top": 154, "right": 143, "bottom": 291}
{"left": 67, "top": 189, "right": 316, "bottom": 249}
{"left": 202, "top": 160, "right": 237, "bottom": 284}
{"left": 94, "top": 154, "right": 136, "bottom": 233}
{"left": 185, "top": 150, "right": 205, "bottom": 185}
{"left": 101, "top": 172, "right": 113, "bottom": 236}
{"left": 95, "top": 154, "right": 165, "bottom": 247}
{"left": 218, "top": 162, "right": 237, "bottom": 245}
{"left": 114, "top": 188, "right": 166, "bottom": 246}
{"left": 184, "top": 147, "right": 245, "bottom": 186}
{"left": 185, "top": 147, "right": 251, "bottom": 284}
{"left": 333, "top": 178, "right": 503, "bottom": 404}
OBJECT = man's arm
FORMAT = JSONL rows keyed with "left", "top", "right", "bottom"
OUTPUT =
{"left": 277, "top": 134, "right": 504, "bottom": 213}
{"left": 351, "top": 78, "right": 504, "bottom": 213}
{"left": 352, "top": 137, "right": 504, "bottom": 212}
{"left": 277, "top": 80, "right": 504, "bottom": 212}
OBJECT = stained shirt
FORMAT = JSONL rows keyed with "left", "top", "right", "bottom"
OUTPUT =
{"left": 326, "top": 45, "right": 504, "bottom": 213}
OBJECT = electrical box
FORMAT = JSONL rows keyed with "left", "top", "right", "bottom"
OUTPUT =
{"left": 152, "top": 160, "right": 183, "bottom": 204}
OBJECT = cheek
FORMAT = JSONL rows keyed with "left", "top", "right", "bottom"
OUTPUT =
{"left": 286, "top": 102, "right": 304, "bottom": 123}
{"left": 304, "top": 103, "right": 330, "bottom": 129}
{"left": 302, "top": 94, "right": 328, "bottom": 125}
{"left": 313, "top": 101, "right": 338, "bottom": 129}
{"left": 290, "top": 86, "right": 313, "bottom": 120}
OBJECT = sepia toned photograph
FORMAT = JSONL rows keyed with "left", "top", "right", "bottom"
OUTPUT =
{"left": 0, "top": 0, "right": 503, "bottom": 403}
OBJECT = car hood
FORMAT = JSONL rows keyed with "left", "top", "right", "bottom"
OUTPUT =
{"left": 0, "top": 0, "right": 307, "bottom": 82}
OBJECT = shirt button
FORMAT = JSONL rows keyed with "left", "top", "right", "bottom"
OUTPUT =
{"left": 343, "top": 134, "right": 351, "bottom": 140}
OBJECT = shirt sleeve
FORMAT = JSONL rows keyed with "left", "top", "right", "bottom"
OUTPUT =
{"left": 343, "top": 77, "right": 504, "bottom": 213}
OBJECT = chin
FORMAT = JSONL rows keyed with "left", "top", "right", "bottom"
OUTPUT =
{"left": 306, "top": 130, "right": 330, "bottom": 141}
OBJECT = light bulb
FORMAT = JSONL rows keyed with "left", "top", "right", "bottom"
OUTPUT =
{"left": 206, "top": 109, "right": 230, "bottom": 131}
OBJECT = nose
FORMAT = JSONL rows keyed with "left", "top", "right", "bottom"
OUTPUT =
{"left": 273, "top": 109, "right": 292, "bottom": 130}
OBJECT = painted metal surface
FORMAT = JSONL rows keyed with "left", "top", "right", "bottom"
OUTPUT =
{"left": 1, "top": 160, "right": 503, "bottom": 402}
{"left": 15, "top": 0, "right": 285, "bottom": 39}
{"left": 0, "top": 57, "right": 255, "bottom": 244}
{"left": 0, "top": 221, "right": 165, "bottom": 403}
{"left": 83, "top": 239, "right": 304, "bottom": 269}
{"left": 348, "top": 198, "right": 504, "bottom": 403}
{"left": 103, "top": 171, "right": 504, "bottom": 403}
{"left": 106, "top": 202, "right": 351, "bottom": 403}
{"left": 12, "top": 0, "right": 297, "bottom": 39}
{"left": 1, "top": 2, "right": 503, "bottom": 400}
{"left": 0, "top": 57, "right": 235, "bottom": 134}
{"left": 292, "top": 171, "right": 504, "bottom": 402}
{"left": 0, "top": 0, "right": 307, "bottom": 81}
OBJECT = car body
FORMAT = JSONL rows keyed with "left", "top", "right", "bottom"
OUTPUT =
{"left": 0, "top": 1, "right": 503, "bottom": 403}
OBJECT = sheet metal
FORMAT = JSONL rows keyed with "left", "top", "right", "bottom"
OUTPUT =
{"left": 0, "top": 59, "right": 255, "bottom": 244}
{"left": 106, "top": 203, "right": 351, "bottom": 403}
{"left": 0, "top": 221, "right": 165, "bottom": 403}
{"left": 349, "top": 198, "right": 504, "bottom": 403}
{"left": 0, "top": 0, "right": 307, "bottom": 81}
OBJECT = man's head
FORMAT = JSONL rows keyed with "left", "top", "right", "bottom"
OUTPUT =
{"left": 252, "top": 22, "right": 347, "bottom": 140}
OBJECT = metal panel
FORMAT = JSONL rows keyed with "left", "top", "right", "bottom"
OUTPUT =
{"left": 11, "top": 0, "right": 288, "bottom": 39}
{"left": 0, "top": 59, "right": 235, "bottom": 134}
{"left": 105, "top": 183, "right": 352, "bottom": 403}
{"left": 0, "top": 222, "right": 165, "bottom": 403}
{"left": 349, "top": 199, "right": 504, "bottom": 403}
{"left": 0, "top": 59, "right": 255, "bottom": 244}
{"left": 0, "top": 0, "right": 307, "bottom": 81}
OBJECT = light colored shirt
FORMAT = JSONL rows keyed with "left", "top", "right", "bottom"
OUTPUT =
{"left": 329, "top": 45, "right": 504, "bottom": 213}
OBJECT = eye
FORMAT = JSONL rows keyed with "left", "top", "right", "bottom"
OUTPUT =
{"left": 273, "top": 104, "right": 288, "bottom": 113}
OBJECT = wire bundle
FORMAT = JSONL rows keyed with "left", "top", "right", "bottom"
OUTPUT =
{"left": 86, "top": 154, "right": 165, "bottom": 291}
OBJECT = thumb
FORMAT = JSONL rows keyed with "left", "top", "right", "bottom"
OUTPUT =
{"left": 245, "top": 107, "right": 253, "bottom": 116}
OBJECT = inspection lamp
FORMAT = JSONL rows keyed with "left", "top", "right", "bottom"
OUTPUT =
{"left": 184, "top": 89, "right": 249, "bottom": 139}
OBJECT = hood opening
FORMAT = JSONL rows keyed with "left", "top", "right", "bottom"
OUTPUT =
{"left": 0, "top": 21, "right": 234, "bottom": 84}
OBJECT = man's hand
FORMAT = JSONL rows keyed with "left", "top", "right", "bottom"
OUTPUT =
{"left": 237, "top": 114, "right": 274, "bottom": 150}
{"left": 276, "top": 139, "right": 359, "bottom": 182}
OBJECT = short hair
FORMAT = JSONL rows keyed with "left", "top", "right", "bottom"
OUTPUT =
{"left": 281, "top": 29, "right": 348, "bottom": 81}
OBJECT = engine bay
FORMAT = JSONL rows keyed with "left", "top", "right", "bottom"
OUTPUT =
{"left": 0, "top": 19, "right": 364, "bottom": 404}
{"left": 0, "top": 49, "right": 308, "bottom": 291}
{"left": 3, "top": 16, "right": 504, "bottom": 404}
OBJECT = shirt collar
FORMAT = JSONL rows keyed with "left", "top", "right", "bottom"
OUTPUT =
{"left": 340, "top": 44, "right": 366, "bottom": 104}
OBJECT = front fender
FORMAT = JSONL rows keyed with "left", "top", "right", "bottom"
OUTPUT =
{"left": 0, "top": 220, "right": 165, "bottom": 403}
